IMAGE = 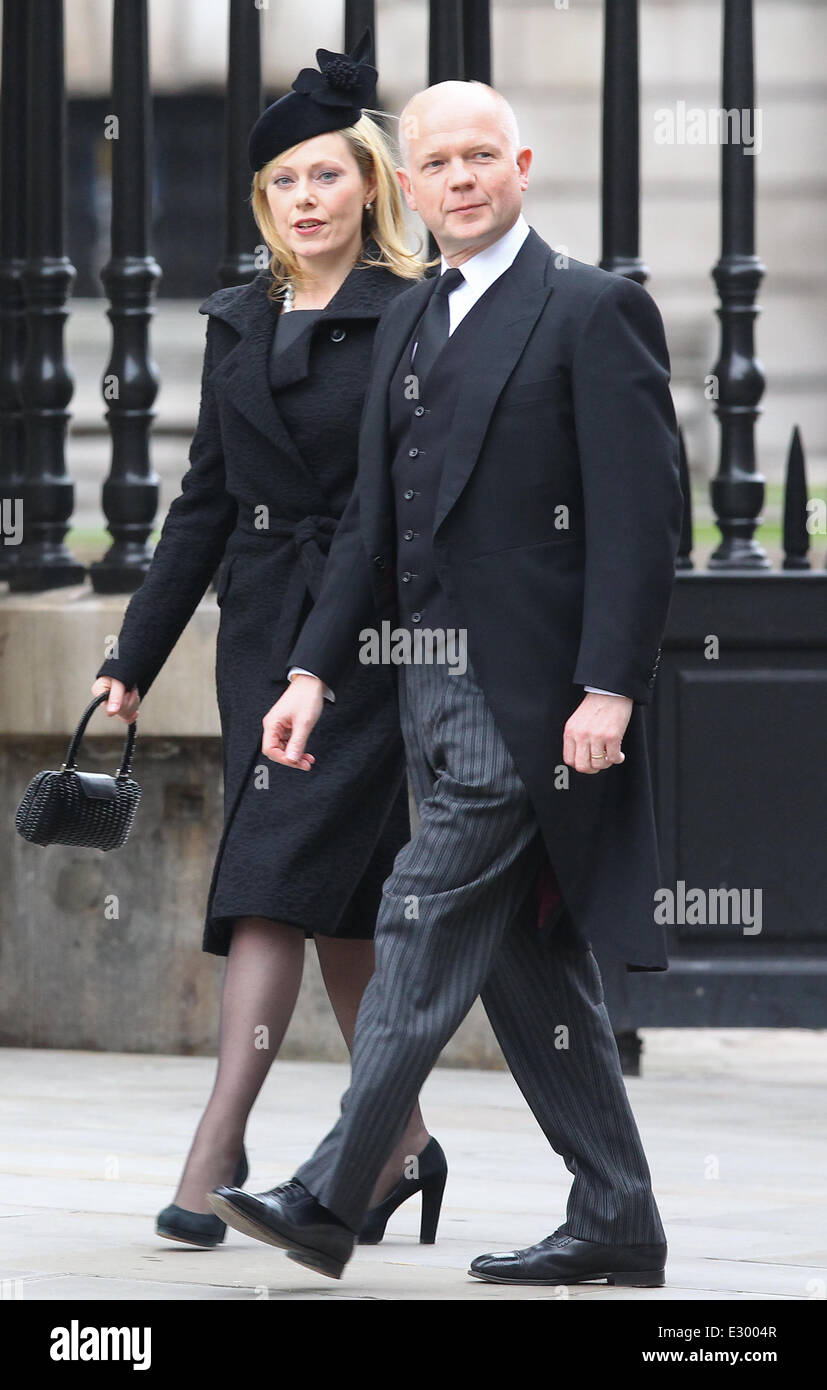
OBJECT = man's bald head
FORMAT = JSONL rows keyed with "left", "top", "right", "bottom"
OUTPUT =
{"left": 398, "top": 82, "right": 520, "bottom": 168}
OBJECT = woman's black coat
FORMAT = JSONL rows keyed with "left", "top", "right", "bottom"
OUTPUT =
{"left": 96, "top": 250, "right": 415, "bottom": 953}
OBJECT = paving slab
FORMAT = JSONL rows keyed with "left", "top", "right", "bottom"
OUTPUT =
{"left": 0, "top": 1032, "right": 825, "bottom": 1301}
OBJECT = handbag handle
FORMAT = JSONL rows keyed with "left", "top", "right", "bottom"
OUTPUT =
{"left": 60, "top": 691, "right": 138, "bottom": 780}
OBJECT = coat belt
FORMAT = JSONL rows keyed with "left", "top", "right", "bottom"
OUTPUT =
{"left": 231, "top": 513, "right": 341, "bottom": 680}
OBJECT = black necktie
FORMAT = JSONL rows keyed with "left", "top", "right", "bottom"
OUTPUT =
{"left": 412, "top": 266, "right": 465, "bottom": 389}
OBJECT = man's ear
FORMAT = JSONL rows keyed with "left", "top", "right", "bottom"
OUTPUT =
{"left": 396, "top": 166, "right": 417, "bottom": 211}
{"left": 516, "top": 145, "right": 532, "bottom": 190}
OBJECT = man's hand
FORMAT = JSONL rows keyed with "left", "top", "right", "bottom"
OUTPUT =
{"left": 261, "top": 675, "right": 324, "bottom": 770}
{"left": 563, "top": 691, "right": 633, "bottom": 775}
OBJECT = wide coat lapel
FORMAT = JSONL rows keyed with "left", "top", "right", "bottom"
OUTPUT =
{"left": 434, "top": 230, "right": 553, "bottom": 534}
{"left": 198, "top": 247, "right": 410, "bottom": 502}
{"left": 356, "top": 227, "right": 555, "bottom": 557}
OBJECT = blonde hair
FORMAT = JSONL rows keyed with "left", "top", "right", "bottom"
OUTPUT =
{"left": 250, "top": 111, "right": 436, "bottom": 302}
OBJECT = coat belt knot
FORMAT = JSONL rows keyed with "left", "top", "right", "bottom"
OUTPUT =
{"left": 259, "top": 514, "right": 341, "bottom": 680}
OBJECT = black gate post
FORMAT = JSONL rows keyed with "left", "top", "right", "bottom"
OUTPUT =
{"left": 462, "top": 0, "right": 491, "bottom": 83}
{"left": 9, "top": 0, "right": 83, "bottom": 590}
{"left": 0, "top": 0, "right": 29, "bottom": 580}
{"left": 429, "top": 0, "right": 464, "bottom": 84}
{"left": 597, "top": 0, "right": 650, "bottom": 1075}
{"left": 219, "top": 0, "right": 263, "bottom": 289}
{"left": 423, "top": 1, "right": 492, "bottom": 261}
{"left": 708, "top": 0, "right": 768, "bottom": 569}
{"left": 345, "top": 1, "right": 376, "bottom": 54}
{"left": 91, "top": 0, "right": 162, "bottom": 594}
{"left": 600, "top": 0, "right": 647, "bottom": 286}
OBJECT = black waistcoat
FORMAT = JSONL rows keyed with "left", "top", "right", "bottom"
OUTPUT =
{"left": 388, "top": 270, "right": 510, "bottom": 632}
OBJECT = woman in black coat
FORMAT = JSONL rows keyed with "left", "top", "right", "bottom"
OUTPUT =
{"left": 91, "top": 35, "right": 446, "bottom": 1247}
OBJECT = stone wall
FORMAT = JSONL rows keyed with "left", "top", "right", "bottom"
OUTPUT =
{"left": 0, "top": 589, "right": 506, "bottom": 1066}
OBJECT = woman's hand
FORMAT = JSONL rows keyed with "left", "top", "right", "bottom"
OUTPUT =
{"left": 91, "top": 675, "right": 141, "bottom": 725}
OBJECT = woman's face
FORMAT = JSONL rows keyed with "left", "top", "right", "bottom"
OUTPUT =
{"left": 264, "top": 132, "right": 377, "bottom": 267}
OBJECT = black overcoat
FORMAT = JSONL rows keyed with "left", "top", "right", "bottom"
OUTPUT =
{"left": 287, "top": 227, "right": 684, "bottom": 971}
{"left": 96, "top": 249, "right": 415, "bottom": 954}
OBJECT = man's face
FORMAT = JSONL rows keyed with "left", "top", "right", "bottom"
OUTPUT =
{"left": 397, "top": 100, "right": 531, "bottom": 259}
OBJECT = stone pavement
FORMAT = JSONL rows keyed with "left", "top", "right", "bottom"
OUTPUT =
{"left": 1, "top": 1030, "right": 825, "bottom": 1301}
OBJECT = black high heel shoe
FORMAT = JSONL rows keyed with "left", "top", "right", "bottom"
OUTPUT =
{"left": 156, "top": 1146, "right": 249, "bottom": 1249}
{"left": 358, "top": 1137, "right": 447, "bottom": 1245}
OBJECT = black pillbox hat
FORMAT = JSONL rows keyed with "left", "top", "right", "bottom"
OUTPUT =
{"left": 248, "top": 27, "right": 378, "bottom": 174}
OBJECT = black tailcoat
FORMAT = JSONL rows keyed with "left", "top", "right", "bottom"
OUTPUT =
{"left": 288, "top": 227, "right": 684, "bottom": 970}
{"left": 96, "top": 251, "right": 415, "bottom": 953}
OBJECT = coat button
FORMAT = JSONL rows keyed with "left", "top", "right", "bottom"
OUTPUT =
{"left": 330, "top": 326, "right": 346, "bottom": 342}
{"left": 403, "top": 489, "right": 414, "bottom": 500}
{"left": 372, "top": 554, "right": 385, "bottom": 570}
{"left": 414, "top": 405, "right": 425, "bottom": 416}
{"left": 403, "top": 529, "right": 414, "bottom": 541}
{"left": 401, "top": 571, "right": 412, "bottom": 582}
{"left": 408, "top": 447, "right": 419, "bottom": 458}
{"left": 412, "top": 611, "right": 422, "bottom": 622}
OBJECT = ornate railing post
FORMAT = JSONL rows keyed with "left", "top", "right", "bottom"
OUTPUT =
{"left": 423, "top": 2, "right": 491, "bottom": 260}
{"left": 219, "top": 0, "right": 263, "bottom": 289}
{"left": 463, "top": 0, "right": 492, "bottom": 83}
{"left": 345, "top": 1, "right": 376, "bottom": 54}
{"left": 90, "top": 0, "right": 162, "bottom": 593}
{"left": 600, "top": 0, "right": 647, "bottom": 286}
{"left": 429, "top": 0, "right": 464, "bottom": 84}
{"left": 0, "top": 0, "right": 29, "bottom": 580}
{"left": 708, "top": 0, "right": 768, "bottom": 569}
{"left": 9, "top": 0, "right": 83, "bottom": 590}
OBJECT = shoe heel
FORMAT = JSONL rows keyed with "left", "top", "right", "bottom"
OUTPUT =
{"left": 607, "top": 1267, "right": 666, "bottom": 1287}
{"left": 419, "top": 1170, "right": 446, "bottom": 1244}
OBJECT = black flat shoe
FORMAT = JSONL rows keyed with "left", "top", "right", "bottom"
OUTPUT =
{"left": 469, "top": 1226, "right": 667, "bottom": 1287}
{"left": 358, "top": 1136, "right": 447, "bottom": 1245}
{"left": 156, "top": 1146, "right": 249, "bottom": 1249}
{"left": 207, "top": 1178, "right": 355, "bottom": 1280}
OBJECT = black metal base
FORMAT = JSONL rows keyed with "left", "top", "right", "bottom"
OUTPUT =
{"left": 89, "top": 556, "right": 152, "bottom": 594}
{"left": 7, "top": 560, "right": 86, "bottom": 590}
{"left": 614, "top": 1030, "right": 643, "bottom": 1077}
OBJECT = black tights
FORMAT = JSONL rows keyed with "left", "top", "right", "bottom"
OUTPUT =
{"left": 173, "top": 916, "right": 429, "bottom": 1214}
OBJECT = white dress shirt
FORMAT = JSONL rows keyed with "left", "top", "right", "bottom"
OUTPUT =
{"left": 289, "top": 213, "right": 626, "bottom": 701}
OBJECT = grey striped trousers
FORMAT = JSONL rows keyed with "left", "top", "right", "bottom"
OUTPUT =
{"left": 294, "top": 655, "right": 665, "bottom": 1246}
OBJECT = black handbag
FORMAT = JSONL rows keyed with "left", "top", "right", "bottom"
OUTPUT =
{"left": 14, "top": 692, "right": 141, "bottom": 851}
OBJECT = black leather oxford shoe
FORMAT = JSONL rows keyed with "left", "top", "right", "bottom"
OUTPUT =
{"left": 469, "top": 1227, "right": 667, "bottom": 1287}
{"left": 207, "top": 1179, "right": 355, "bottom": 1279}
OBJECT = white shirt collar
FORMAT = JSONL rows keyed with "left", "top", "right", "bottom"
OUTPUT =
{"left": 439, "top": 212, "right": 530, "bottom": 294}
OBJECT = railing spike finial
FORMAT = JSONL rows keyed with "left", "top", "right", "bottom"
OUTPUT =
{"left": 676, "top": 428, "right": 694, "bottom": 571}
{"left": 782, "top": 425, "right": 811, "bottom": 571}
